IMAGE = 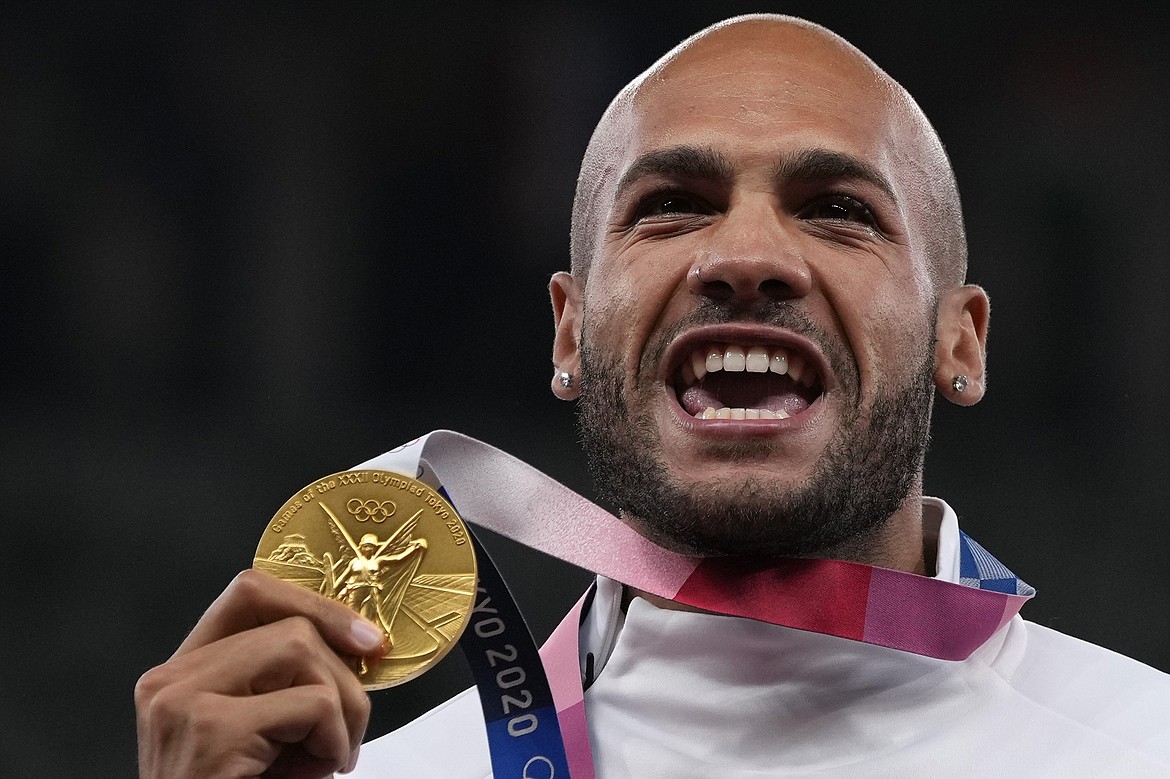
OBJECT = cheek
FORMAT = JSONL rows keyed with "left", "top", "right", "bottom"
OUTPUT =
{"left": 823, "top": 270, "right": 934, "bottom": 389}
{"left": 580, "top": 278, "right": 641, "bottom": 369}
{"left": 860, "top": 300, "right": 935, "bottom": 385}
{"left": 583, "top": 265, "right": 679, "bottom": 363}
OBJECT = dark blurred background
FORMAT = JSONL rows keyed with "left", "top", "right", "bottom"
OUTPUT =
{"left": 1, "top": 2, "right": 1167, "bottom": 776}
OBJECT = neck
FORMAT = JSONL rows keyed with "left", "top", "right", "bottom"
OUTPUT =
{"left": 821, "top": 489, "right": 931, "bottom": 574}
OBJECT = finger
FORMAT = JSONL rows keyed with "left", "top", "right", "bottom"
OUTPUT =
{"left": 247, "top": 684, "right": 353, "bottom": 772}
{"left": 137, "top": 623, "right": 371, "bottom": 778}
{"left": 175, "top": 569, "right": 384, "bottom": 659}
{"left": 265, "top": 745, "right": 341, "bottom": 779}
{"left": 164, "top": 617, "right": 371, "bottom": 751}
{"left": 229, "top": 618, "right": 371, "bottom": 756}
{"left": 168, "top": 618, "right": 351, "bottom": 690}
{"left": 162, "top": 687, "right": 351, "bottom": 779}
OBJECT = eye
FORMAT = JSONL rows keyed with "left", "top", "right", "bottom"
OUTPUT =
{"left": 636, "top": 191, "right": 712, "bottom": 220}
{"left": 800, "top": 194, "right": 877, "bottom": 227}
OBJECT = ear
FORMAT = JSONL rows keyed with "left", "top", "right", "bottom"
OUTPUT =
{"left": 549, "top": 271, "right": 583, "bottom": 400}
{"left": 933, "top": 284, "right": 989, "bottom": 406}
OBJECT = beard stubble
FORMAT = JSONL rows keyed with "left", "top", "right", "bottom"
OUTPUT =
{"left": 576, "top": 304, "right": 936, "bottom": 559}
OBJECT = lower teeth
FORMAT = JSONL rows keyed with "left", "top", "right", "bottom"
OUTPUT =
{"left": 697, "top": 407, "right": 790, "bottom": 420}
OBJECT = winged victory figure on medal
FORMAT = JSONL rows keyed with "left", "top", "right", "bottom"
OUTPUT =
{"left": 257, "top": 500, "right": 473, "bottom": 663}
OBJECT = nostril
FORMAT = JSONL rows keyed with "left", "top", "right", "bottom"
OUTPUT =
{"left": 698, "top": 279, "right": 736, "bottom": 300}
{"left": 758, "top": 279, "right": 790, "bottom": 299}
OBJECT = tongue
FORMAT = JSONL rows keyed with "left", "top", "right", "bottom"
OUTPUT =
{"left": 679, "top": 373, "right": 812, "bottom": 417}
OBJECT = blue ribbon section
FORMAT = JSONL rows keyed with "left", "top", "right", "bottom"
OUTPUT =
{"left": 453, "top": 515, "right": 572, "bottom": 778}
{"left": 958, "top": 530, "right": 1035, "bottom": 596}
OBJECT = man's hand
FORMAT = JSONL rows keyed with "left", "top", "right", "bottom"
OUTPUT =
{"left": 135, "top": 570, "right": 385, "bottom": 779}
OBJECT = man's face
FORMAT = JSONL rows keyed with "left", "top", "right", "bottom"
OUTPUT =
{"left": 560, "top": 26, "right": 957, "bottom": 558}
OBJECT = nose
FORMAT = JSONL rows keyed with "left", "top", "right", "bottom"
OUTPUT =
{"left": 686, "top": 212, "right": 813, "bottom": 304}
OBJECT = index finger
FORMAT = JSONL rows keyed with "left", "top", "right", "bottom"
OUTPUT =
{"left": 175, "top": 569, "right": 385, "bottom": 659}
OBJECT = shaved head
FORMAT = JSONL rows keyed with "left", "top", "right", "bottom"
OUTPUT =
{"left": 569, "top": 14, "right": 967, "bottom": 292}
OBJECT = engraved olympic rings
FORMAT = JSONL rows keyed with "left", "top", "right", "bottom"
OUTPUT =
{"left": 522, "top": 756, "right": 555, "bottom": 779}
{"left": 346, "top": 498, "right": 396, "bottom": 523}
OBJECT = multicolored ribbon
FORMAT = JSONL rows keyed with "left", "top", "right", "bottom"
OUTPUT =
{"left": 359, "top": 430, "right": 1034, "bottom": 779}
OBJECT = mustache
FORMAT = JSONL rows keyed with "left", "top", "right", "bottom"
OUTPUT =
{"left": 639, "top": 299, "right": 859, "bottom": 390}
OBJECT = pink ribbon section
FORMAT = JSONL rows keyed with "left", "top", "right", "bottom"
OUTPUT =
{"left": 679, "top": 557, "right": 1029, "bottom": 661}
{"left": 540, "top": 593, "right": 596, "bottom": 779}
{"left": 862, "top": 567, "right": 1026, "bottom": 660}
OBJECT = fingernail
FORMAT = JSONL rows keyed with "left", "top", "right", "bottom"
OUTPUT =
{"left": 350, "top": 619, "right": 383, "bottom": 652}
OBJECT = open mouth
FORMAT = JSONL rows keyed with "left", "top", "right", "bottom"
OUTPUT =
{"left": 670, "top": 341, "right": 826, "bottom": 421}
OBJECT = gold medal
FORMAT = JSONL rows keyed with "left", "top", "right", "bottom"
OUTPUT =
{"left": 254, "top": 470, "right": 477, "bottom": 689}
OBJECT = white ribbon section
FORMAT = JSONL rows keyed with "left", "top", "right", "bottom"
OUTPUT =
{"left": 354, "top": 430, "right": 696, "bottom": 597}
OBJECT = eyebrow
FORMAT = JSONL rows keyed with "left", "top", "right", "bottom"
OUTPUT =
{"left": 613, "top": 144, "right": 898, "bottom": 205}
{"left": 773, "top": 147, "right": 898, "bottom": 204}
{"left": 614, "top": 145, "right": 734, "bottom": 197}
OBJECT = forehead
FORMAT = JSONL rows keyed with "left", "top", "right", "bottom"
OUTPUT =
{"left": 620, "top": 29, "right": 908, "bottom": 184}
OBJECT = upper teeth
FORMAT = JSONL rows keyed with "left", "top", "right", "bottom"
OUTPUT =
{"left": 683, "top": 344, "right": 814, "bottom": 387}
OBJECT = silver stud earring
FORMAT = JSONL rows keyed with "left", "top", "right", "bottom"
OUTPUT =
{"left": 952, "top": 375, "right": 969, "bottom": 393}
{"left": 559, "top": 371, "right": 573, "bottom": 389}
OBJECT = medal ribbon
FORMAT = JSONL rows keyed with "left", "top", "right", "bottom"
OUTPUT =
{"left": 458, "top": 524, "right": 573, "bottom": 779}
{"left": 359, "top": 430, "right": 1034, "bottom": 778}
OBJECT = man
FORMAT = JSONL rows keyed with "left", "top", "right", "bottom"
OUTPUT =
{"left": 135, "top": 14, "right": 1170, "bottom": 778}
